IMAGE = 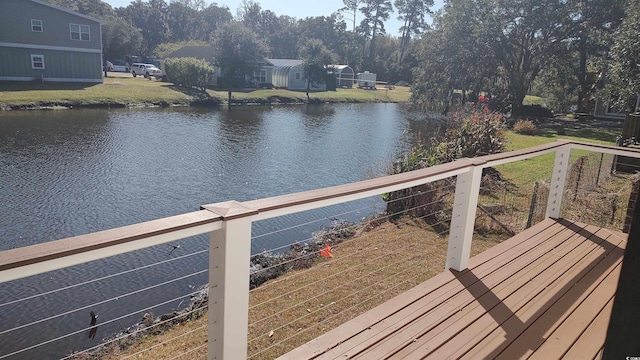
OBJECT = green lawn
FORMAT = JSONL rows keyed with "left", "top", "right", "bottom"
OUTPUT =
{"left": 0, "top": 77, "right": 204, "bottom": 108}
{"left": 499, "top": 125, "right": 620, "bottom": 190}
{"left": 208, "top": 86, "right": 411, "bottom": 103}
{"left": 0, "top": 77, "right": 411, "bottom": 109}
{"left": 523, "top": 95, "right": 544, "bottom": 105}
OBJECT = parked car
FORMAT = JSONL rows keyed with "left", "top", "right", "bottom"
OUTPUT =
{"left": 130, "top": 63, "right": 162, "bottom": 78}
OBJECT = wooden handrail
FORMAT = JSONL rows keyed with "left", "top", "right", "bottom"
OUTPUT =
{"left": 237, "top": 159, "right": 474, "bottom": 220}
{"left": 0, "top": 210, "right": 222, "bottom": 281}
{"left": 226, "top": 141, "right": 571, "bottom": 220}
{"left": 570, "top": 140, "right": 640, "bottom": 156}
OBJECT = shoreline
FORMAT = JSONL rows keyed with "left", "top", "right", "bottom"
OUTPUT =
{"left": 0, "top": 96, "right": 407, "bottom": 111}
{"left": 0, "top": 77, "right": 412, "bottom": 111}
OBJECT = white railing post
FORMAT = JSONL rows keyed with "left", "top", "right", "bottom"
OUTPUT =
{"left": 546, "top": 145, "right": 572, "bottom": 218}
{"left": 205, "top": 201, "right": 256, "bottom": 360}
{"left": 446, "top": 160, "right": 484, "bottom": 271}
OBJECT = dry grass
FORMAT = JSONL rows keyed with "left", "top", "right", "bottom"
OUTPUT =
{"left": 102, "top": 218, "right": 503, "bottom": 360}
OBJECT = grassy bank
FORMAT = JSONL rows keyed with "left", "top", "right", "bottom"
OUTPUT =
{"left": 0, "top": 77, "right": 411, "bottom": 110}
{"left": 226, "top": 86, "right": 412, "bottom": 104}
{"left": 0, "top": 78, "right": 200, "bottom": 109}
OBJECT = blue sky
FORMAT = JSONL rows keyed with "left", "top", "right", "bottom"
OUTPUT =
{"left": 101, "top": 0, "right": 443, "bottom": 36}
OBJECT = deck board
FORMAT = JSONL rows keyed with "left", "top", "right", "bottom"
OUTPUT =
{"left": 277, "top": 218, "right": 627, "bottom": 360}
{"left": 423, "top": 226, "right": 618, "bottom": 360}
{"left": 562, "top": 297, "right": 614, "bottom": 359}
{"left": 387, "top": 224, "right": 620, "bottom": 359}
{"left": 461, "top": 227, "right": 624, "bottom": 360}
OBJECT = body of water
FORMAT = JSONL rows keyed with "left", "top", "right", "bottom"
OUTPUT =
{"left": 0, "top": 103, "right": 433, "bottom": 359}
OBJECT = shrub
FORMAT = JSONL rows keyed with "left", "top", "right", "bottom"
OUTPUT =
{"left": 433, "top": 111, "right": 507, "bottom": 164}
{"left": 389, "top": 111, "right": 507, "bottom": 172}
{"left": 164, "top": 57, "right": 215, "bottom": 92}
{"left": 513, "top": 120, "right": 537, "bottom": 135}
{"left": 386, "top": 111, "right": 507, "bottom": 223}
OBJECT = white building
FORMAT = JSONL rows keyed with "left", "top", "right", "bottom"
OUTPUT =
{"left": 269, "top": 59, "right": 327, "bottom": 91}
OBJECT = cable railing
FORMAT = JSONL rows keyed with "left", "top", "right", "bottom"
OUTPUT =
{"left": 0, "top": 236, "right": 211, "bottom": 360}
{"left": 246, "top": 205, "right": 457, "bottom": 359}
{"left": 1, "top": 139, "right": 640, "bottom": 360}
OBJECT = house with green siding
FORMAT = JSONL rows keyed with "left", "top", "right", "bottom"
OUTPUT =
{"left": 0, "top": 0, "right": 103, "bottom": 83}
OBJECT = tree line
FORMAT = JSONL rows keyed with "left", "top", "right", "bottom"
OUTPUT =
{"left": 46, "top": 0, "right": 640, "bottom": 115}
{"left": 412, "top": 0, "right": 640, "bottom": 116}
{"left": 46, "top": 0, "right": 434, "bottom": 87}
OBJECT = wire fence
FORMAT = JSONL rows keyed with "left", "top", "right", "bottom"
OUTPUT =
{"left": 474, "top": 153, "right": 554, "bottom": 237}
{"left": 472, "top": 148, "right": 635, "bottom": 238}
{"left": 560, "top": 151, "right": 636, "bottom": 231}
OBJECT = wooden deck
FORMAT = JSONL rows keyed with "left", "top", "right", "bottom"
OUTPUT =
{"left": 278, "top": 218, "right": 627, "bottom": 360}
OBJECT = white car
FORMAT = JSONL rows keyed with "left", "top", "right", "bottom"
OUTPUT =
{"left": 131, "top": 63, "right": 162, "bottom": 78}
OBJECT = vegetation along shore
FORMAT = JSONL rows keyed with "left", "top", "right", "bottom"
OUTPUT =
{"left": 0, "top": 77, "right": 411, "bottom": 111}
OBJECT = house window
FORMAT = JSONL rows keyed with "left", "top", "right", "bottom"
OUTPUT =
{"left": 295, "top": 73, "right": 300, "bottom": 80}
{"left": 70, "top": 23, "right": 90, "bottom": 41}
{"left": 253, "top": 69, "right": 267, "bottom": 83}
{"left": 31, "top": 54, "right": 44, "bottom": 69}
{"left": 31, "top": 19, "right": 43, "bottom": 32}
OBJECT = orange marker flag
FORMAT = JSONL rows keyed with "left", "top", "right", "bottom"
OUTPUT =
{"left": 319, "top": 244, "right": 333, "bottom": 258}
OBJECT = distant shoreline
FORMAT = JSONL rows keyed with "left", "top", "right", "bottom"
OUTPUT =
{"left": 0, "top": 76, "right": 412, "bottom": 111}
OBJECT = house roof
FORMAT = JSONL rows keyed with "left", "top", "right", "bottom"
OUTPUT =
{"left": 267, "top": 59, "right": 303, "bottom": 67}
{"left": 164, "top": 45, "right": 216, "bottom": 62}
{"left": 29, "top": 0, "right": 104, "bottom": 24}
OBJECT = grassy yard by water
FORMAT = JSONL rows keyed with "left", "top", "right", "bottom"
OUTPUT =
{"left": 0, "top": 77, "right": 411, "bottom": 109}
{"left": 225, "top": 86, "right": 411, "bottom": 104}
{"left": 499, "top": 120, "right": 621, "bottom": 188}
{"left": 0, "top": 77, "right": 198, "bottom": 108}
